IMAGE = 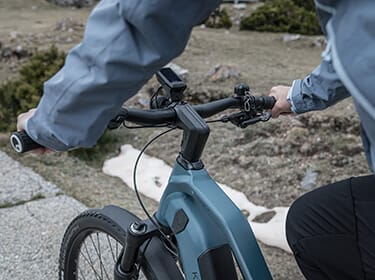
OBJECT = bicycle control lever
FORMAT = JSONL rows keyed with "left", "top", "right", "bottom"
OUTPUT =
{"left": 238, "top": 111, "right": 272, "bottom": 128}
{"left": 222, "top": 111, "right": 272, "bottom": 128}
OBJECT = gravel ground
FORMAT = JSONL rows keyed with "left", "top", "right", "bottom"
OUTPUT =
{"left": 0, "top": 151, "right": 86, "bottom": 280}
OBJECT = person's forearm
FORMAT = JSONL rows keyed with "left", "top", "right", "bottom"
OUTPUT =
{"left": 288, "top": 46, "right": 350, "bottom": 114}
{"left": 25, "top": 0, "right": 220, "bottom": 151}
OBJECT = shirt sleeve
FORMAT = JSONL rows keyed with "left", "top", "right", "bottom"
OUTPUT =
{"left": 25, "top": 0, "right": 220, "bottom": 151}
{"left": 287, "top": 44, "right": 351, "bottom": 114}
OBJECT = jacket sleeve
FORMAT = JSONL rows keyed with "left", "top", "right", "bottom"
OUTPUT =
{"left": 287, "top": 44, "right": 351, "bottom": 114}
{"left": 25, "top": 0, "right": 220, "bottom": 151}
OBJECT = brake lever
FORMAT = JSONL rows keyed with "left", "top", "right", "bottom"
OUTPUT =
{"left": 238, "top": 111, "right": 272, "bottom": 128}
{"left": 221, "top": 111, "right": 250, "bottom": 127}
{"left": 221, "top": 111, "right": 272, "bottom": 128}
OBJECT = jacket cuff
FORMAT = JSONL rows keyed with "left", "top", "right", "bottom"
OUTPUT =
{"left": 25, "top": 117, "right": 68, "bottom": 151}
{"left": 287, "top": 79, "right": 312, "bottom": 114}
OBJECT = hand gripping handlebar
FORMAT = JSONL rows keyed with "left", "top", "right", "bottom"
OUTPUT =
{"left": 10, "top": 95, "right": 275, "bottom": 153}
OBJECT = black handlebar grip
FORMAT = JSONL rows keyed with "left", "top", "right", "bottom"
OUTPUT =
{"left": 10, "top": 131, "right": 43, "bottom": 153}
{"left": 263, "top": 96, "right": 276, "bottom": 109}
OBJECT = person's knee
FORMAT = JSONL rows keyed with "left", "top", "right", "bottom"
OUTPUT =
{"left": 286, "top": 179, "right": 353, "bottom": 250}
{"left": 286, "top": 187, "right": 330, "bottom": 249}
{"left": 286, "top": 192, "right": 312, "bottom": 249}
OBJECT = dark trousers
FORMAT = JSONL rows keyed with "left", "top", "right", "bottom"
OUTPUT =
{"left": 286, "top": 175, "right": 375, "bottom": 279}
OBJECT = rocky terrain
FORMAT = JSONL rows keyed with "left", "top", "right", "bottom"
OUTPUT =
{"left": 0, "top": 1, "right": 371, "bottom": 279}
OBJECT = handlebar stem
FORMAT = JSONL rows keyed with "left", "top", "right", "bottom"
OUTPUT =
{"left": 174, "top": 104, "right": 210, "bottom": 165}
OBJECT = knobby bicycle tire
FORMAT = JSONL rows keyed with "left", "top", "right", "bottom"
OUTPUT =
{"left": 59, "top": 205, "right": 183, "bottom": 280}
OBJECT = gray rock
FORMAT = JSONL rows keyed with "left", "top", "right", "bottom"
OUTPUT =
{"left": 14, "top": 45, "right": 28, "bottom": 59}
{"left": 207, "top": 64, "right": 241, "bottom": 82}
{"left": 282, "top": 34, "right": 301, "bottom": 43}
{"left": 46, "top": 0, "right": 95, "bottom": 8}
{"left": 1, "top": 47, "right": 13, "bottom": 58}
{"left": 55, "top": 17, "right": 84, "bottom": 31}
{"left": 0, "top": 151, "right": 60, "bottom": 207}
{"left": 301, "top": 169, "right": 318, "bottom": 190}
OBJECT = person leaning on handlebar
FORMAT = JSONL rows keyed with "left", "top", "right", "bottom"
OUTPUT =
{"left": 16, "top": 0, "right": 221, "bottom": 152}
{"left": 16, "top": 0, "right": 375, "bottom": 279}
{"left": 269, "top": 1, "right": 375, "bottom": 279}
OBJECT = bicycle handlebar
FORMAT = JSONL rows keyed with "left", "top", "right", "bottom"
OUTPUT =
{"left": 10, "top": 95, "right": 275, "bottom": 153}
{"left": 109, "top": 95, "right": 275, "bottom": 127}
{"left": 193, "top": 97, "right": 242, "bottom": 118}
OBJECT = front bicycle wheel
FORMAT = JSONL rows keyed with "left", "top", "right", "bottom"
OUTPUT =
{"left": 59, "top": 205, "right": 183, "bottom": 280}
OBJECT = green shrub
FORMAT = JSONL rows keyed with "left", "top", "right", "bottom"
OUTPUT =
{"left": 261, "top": 0, "right": 316, "bottom": 11}
{"left": 240, "top": 0, "right": 321, "bottom": 35}
{"left": 205, "top": 8, "right": 232, "bottom": 29}
{"left": 0, "top": 45, "right": 122, "bottom": 166}
{"left": 0, "top": 46, "right": 65, "bottom": 132}
{"left": 291, "top": 0, "right": 316, "bottom": 11}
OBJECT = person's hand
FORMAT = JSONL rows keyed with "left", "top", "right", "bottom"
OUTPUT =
{"left": 17, "top": 108, "right": 36, "bottom": 131}
{"left": 17, "top": 109, "right": 53, "bottom": 154}
{"left": 269, "top": 86, "right": 292, "bottom": 118}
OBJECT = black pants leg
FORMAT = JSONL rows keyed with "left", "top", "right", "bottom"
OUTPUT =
{"left": 286, "top": 175, "right": 375, "bottom": 280}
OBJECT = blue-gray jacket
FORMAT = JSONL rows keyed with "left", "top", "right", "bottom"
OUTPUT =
{"left": 288, "top": 0, "right": 375, "bottom": 172}
{"left": 25, "top": 0, "right": 220, "bottom": 149}
{"left": 26, "top": 0, "right": 375, "bottom": 173}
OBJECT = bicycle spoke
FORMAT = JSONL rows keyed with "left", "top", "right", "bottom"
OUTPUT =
{"left": 79, "top": 254, "right": 101, "bottom": 280}
{"left": 116, "top": 242, "right": 119, "bottom": 259}
{"left": 80, "top": 244, "right": 102, "bottom": 280}
{"left": 78, "top": 265, "right": 88, "bottom": 280}
{"left": 82, "top": 240, "right": 99, "bottom": 275}
{"left": 86, "top": 233, "right": 111, "bottom": 280}
{"left": 106, "top": 234, "right": 116, "bottom": 262}
{"left": 96, "top": 232, "right": 111, "bottom": 280}
{"left": 96, "top": 233, "right": 104, "bottom": 279}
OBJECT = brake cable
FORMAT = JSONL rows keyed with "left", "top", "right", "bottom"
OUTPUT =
{"left": 131, "top": 126, "right": 180, "bottom": 260}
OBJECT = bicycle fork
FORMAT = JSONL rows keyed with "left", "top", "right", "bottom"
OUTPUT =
{"left": 114, "top": 218, "right": 172, "bottom": 280}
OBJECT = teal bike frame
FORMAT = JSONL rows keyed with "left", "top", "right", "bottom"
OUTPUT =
{"left": 155, "top": 162, "right": 272, "bottom": 280}
{"left": 10, "top": 68, "right": 277, "bottom": 280}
